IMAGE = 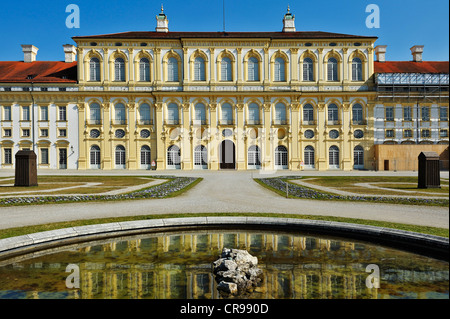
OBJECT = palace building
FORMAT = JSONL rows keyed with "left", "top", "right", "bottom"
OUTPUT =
{"left": 0, "top": 7, "right": 448, "bottom": 171}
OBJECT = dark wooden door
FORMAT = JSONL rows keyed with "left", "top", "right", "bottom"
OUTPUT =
{"left": 384, "top": 160, "right": 389, "bottom": 171}
{"left": 220, "top": 140, "right": 235, "bottom": 169}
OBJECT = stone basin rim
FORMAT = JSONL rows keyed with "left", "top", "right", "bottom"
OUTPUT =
{"left": 0, "top": 217, "right": 448, "bottom": 262}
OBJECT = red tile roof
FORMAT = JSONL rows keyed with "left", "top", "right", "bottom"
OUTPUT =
{"left": 73, "top": 31, "right": 377, "bottom": 40}
{"left": 0, "top": 61, "right": 77, "bottom": 83}
{"left": 375, "top": 61, "right": 449, "bottom": 74}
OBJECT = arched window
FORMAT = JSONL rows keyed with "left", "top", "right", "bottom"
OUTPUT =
{"left": 89, "top": 58, "right": 100, "bottom": 81}
{"left": 168, "top": 57, "right": 178, "bottom": 82}
{"left": 140, "top": 145, "right": 151, "bottom": 169}
{"left": 139, "top": 103, "right": 151, "bottom": 124}
{"left": 303, "top": 104, "right": 314, "bottom": 123}
{"left": 248, "top": 103, "right": 260, "bottom": 125}
{"left": 303, "top": 58, "right": 314, "bottom": 81}
{"left": 90, "top": 145, "right": 101, "bottom": 169}
{"left": 275, "top": 145, "right": 288, "bottom": 169}
{"left": 248, "top": 57, "right": 259, "bottom": 81}
{"left": 354, "top": 145, "right": 364, "bottom": 169}
{"left": 194, "top": 103, "right": 206, "bottom": 125}
{"left": 329, "top": 146, "right": 339, "bottom": 169}
{"left": 115, "top": 145, "right": 126, "bottom": 169}
{"left": 328, "top": 104, "right": 339, "bottom": 124}
{"left": 327, "top": 58, "right": 338, "bottom": 81}
{"left": 248, "top": 145, "right": 261, "bottom": 169}
{"left": 221, "top": 57, "right": 232, "bottom": 81}
{"left": 114, "top": 103, "right": 126, "bottom": 124}
{"left": 194, "top": 145, "right": 208, "bottom": 169}
{"left": 167, "top": 145, "right": 181, "bottom": 169}
{"left": 352, "top": 58, "right": 363, "bottom": 81}
{"left": 139, "top": 58, "right": 150, "bottom": 82}
{"left": 89, "top": 102, "right": 101, "bottom": 124}
{"left": 275, "top": 103, "right": 287, "bottom": 124}
{"left": 352, "top": 104, "right": 363, "bottom": 124}
{"left": 114, "top": 58, "right": 125, "bottom": 82}
{"left": 274, "top": 57, "right": 286, "bottom": 82}
{"left": 194, "top": 57, "right": 205, "bottom": 81}
{"left": 304, "top": 146, "right": 315, "bottom": 168}
{"left": 167, "top": 103, "right": 179, "bottom": 124}
{"left": 221, "top": 103, "right": 233, "bottom": 124}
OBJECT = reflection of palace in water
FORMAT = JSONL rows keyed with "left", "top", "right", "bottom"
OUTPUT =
{"left": 4, "top": 231, "right": 449, "bottom": 299}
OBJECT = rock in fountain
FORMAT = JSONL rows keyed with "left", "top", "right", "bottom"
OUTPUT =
{"left": 212, "top": 248, "right": 263, "bottom": 296}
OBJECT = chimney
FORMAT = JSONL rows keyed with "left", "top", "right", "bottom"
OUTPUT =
{"left": 410, "top": 45, "right": 424, "bottom": 62}
{"left": 374, "top": 45, "right": 387, "bottom": 62}
{"left": 21, "top": 45, "right": 38, "bottom": 63}
{"left": 156, "top": 4, "right": 169, "bottom": 33}
{"left": 282, "top": 5, "right": 296, "bottom": 32}
{"left": 63, "top": 44, "right": 77, "bottom": 63}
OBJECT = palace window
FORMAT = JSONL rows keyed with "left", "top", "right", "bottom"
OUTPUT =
{"left": 58, "top": 106, "right": 67, "bottom": 121}
{"left": 194, "top": 103, "right": 206, "bottom": 125}
{"left": 89, "top": 58, "right": 100, "bottom": 81}
{"left": 90, "top": 145, "right": 101, "bottom": 168}
{"left": 328, "top": 104, "right": 339, "bottom": 123}
{"left": 303, "top": 104, "right": 314, "bottom": 123}
{"left": 194, "top": 57, "right": 206, "bottom": 81}
{"left": 40, "top": 148, "right": 49, "bottom": 165}
{"left": 221, "top": 57, "right": 232, "bottom": 81}
{"left": 114, "top": 58, "right": 125, "bottom": 82}
{"left": 248, "top": 57, "right": 259, "bottom": 81}
{"left": 167, "top": 57, "right": 179, "bottom": 82}
{"left": 247, "top": 103, "right": 260, "bottom": 125}
{"left": 274, "top": 58, "right": 286, "bottom": 82}
{"left": 139, "top": 58, "right": 150, "bottom": 82}
{"left": 352, "top": 58, "right": 363, "bottom": 81}
{"left": 4, "top": 148, "right": 12, "bottom": 164}
{"left": 22, "top": 106, "right": 30, "bottom": 121}
{"left": 274, "top": 103, "right": 287, "bottom": 125}
{"left": 274, "top": 145, "right": 288, "bottom": 169}
{"left": 403, "top": 106, "right": 412, "bottom": 121}
{"left": 114, "top": 103, "right": 126, "bottom": 124}
{"left": 115, "top": 145, "right": 126, "bottom": 168}
{"left": 167, "top": 103, "right": 179, "bottom": 125}
{"left": 327, "top": 58, "right": 338, "bottom": 81}
{"left": 303, "top": 58, "right": 314, "bottom": 81}
{"left": 421, "top": 106, "right": 430, "bottom": 121}
{"left": 141, "top": 145, "right": 151, "bottom": 166}
{"left": 352, "top": 104, "right": 363, "bottom": 124}
{"left": 354, "top": 146, "right": 364, "bottom": 168}
{"left": 403, "top": 129, "right": 413, "bottom": 138}
{"left": 440, "top": 106, "right": 448, "bottom": 121}
{"left": 247, "top": 145, "right": 261, "bottom": 168}
{"left": 3, "top": 106, "right": 11, "bottom": 121}
{"left": 40, "top": 106, "right": 48, "bottom": 121}
{"left": 90, "top": 103, "right": 101, "bottom": 124}
{"left": 385, "top": 106, "right": 394, "bottom": 121}
{"left": 221, "top": 103, "right": 233, "bottom": 125}
{"left": 139, "top": 103, "right": 151, "bottom": 124}
{"left": 329, "top": 146, "right": 340, "bottom": 168}
{"left": 304, "top": 146, "right": 315, "bottom": 168}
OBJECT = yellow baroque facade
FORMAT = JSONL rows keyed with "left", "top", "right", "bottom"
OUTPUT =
{"left": 73, "top": 9, "right": 378, "bottom": 171}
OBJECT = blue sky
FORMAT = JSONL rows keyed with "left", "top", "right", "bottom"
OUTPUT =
{"left": 0, "top": 0, "right": 448, "bottom": 62}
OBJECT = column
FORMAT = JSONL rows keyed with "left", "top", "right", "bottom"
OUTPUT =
{"left": 341, "top": 102, "right": 352, "bottom": 170}
{"left": 102, "top": 102, "right": 112, "bottom": 169}
{"left": 182, "top": 100, "right": 192, "bottom": 170}
{"left": 127, "top": 100, "right": 137, "bottom": 169}
{"left": 154, "top": 48, "right": 161, "bottom": 86}
{"left": 290, "top": 48, "right": 299, "bottom": 83}
{"left": 209, "top": 101, "right": 219, "bottom": 170}
{"left": 155, "top": 101, "right": 165, "bottom": 170}
{"left": 290, "top": 102, "right": 300, "bottom": 170}
{"left": 77, "top": 102, "right": 87, "bottom": 169}
{"left": 316, "top": 102, "right": 327, "bottom": 170}
{"left": 262, "top": 101, "right": 272, "bottom": 170}
{"left": 236, "top": 102, "right": 245, "bottom": 169}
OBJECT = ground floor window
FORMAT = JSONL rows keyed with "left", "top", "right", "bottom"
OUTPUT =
{"left": 329, "top": 146, "right": 339, "bottom": 169}
{"left": 354, "top": 146, "right": 364, "bottom": 169}
{"left": 141, "top": 145, "right": 151, "bottom": 169}
{"left": 194, "top": 145, "right": 208, "bottom": 169}
{"left": 167, "top": 145, "right": 181, "bottom": 169}
{"left": 115, "top": 145, "right": 126, "bottom": 169}
{"left": 248, "top": 145, "right": 261, "bottom": 169}
{"left": 304, "top": 146, "right": 315, "bottom": 168}
{"left": 90, "top": 145, "right": 100, "bottom": 169}
{"left": 275, "top": 145, "right": 288, "bottom": 169}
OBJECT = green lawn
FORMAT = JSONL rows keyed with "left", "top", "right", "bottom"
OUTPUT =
{"left": 0, "top": 212, "right": 447, "bottom": 240}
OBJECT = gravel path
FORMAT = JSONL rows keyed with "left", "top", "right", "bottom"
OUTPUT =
{"left": 0, "top": 170, "right": 448, "bottom": 230}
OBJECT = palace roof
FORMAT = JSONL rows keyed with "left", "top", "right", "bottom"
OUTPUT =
{"left": 72, "top": 31, "right": 377, "bottom": 40}
{"left": 0, "top": 61, "right": 77, "bottom": 83}
{"left": 375, "top": 61, "right": 449, "bottom": 74}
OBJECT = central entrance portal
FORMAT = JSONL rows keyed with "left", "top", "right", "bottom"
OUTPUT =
{"left": 220, "top": 140, "right": 236, "bottom": 169}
